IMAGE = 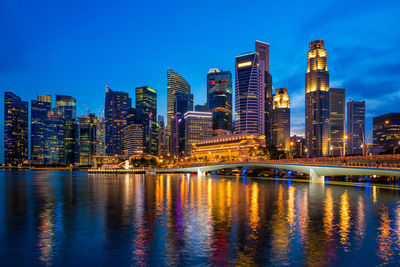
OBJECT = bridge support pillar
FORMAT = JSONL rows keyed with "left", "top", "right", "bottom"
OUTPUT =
{"left": 309, "top": 168, "right": 324, "bottom": 183}
{"left": 197, "top": 168, "right": 204, "bottom": 177}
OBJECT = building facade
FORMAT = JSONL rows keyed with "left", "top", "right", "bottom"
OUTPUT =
{"left": 329, "top": 88, "right": 345, "bottom": 156}
{"left": 235, "top": 52, "right": 261, "bottom": 135}
{"left": 305, "top": 40, "right": 330, "bottom": 157}
{"left": 272, "top": 88, "right": 290, "bottom": 151}
{"left": 104, "top": 85, "right": 130, "bottom": 155}
{"left": 207, "top": 69, "right": 233, "bottom": 135}
{"left": 347, "top": 100, "right": 365, "bottom": 155}
{"left": 136, "top": 86, "right": 158, "bottom": 155}
{"left": 4, "top": 92, "right": 29, "bottom": 165}
{"left": 255, "top": 40, "right": 270, "bottom": 137}
{"left": 121, "top": 124, "right": 145, "bottom": 157}
{"left": 78, "top": 113, "right": 102, "bottom": 166}
{"left": 158, "top": 115, "right": 167, "bottom": 156}
{"left": 31, "top": 95, "right": 52, "bottom": 164}
{"left": 184, "top": 111, "right": 213, "bottom": 156}
{"left": 373, "top": 113, "right": 400, "bottom": 151}
{"left": 170, "top": 92, "right": 193, "bottom": 156}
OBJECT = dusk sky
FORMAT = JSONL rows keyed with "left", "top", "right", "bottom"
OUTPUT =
{"left": 1, "top": 0, "right": 400, "bottom": 162}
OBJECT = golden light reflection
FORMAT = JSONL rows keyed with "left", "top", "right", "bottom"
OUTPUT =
{"left": 249, "top": 182, "right": 259, "bottom": 235}
{"left": 298, "top": 189, "right": 309, "bottom": 241}
{"left": 323, "top": 188, "right": 334, "bottom": 238}
{"left": 339, "top": 191, "right": 351, "bottom": 251}
{"left": 377, "top": 208, "right": 393, "bottom": 263}
{"left": 373, "top": 186, "right": 377, "bottom": 203}
{"left": 287, "top": 186, "right": 296, "bottom": 230}
{"left": 356, "top": 196, "right": 365, "bottom": 242}
{"left": 38, "top": 204, "right": 55, "bottom": 265}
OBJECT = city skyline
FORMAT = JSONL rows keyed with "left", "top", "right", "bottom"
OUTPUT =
{"left": 1, "top": 0, "right": 400, "bottom": 162}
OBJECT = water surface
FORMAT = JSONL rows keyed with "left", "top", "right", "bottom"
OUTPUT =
{"left": 1, "top": 170, "right": 400, "bottom": 266}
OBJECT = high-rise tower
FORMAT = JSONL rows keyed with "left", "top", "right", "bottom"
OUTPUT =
{"left": 167, "top": 69, "right": 191, "bottom": 129}
{"left": 255, "top": 40, "right": 270, "bottom": 137}
{"left": 234, "top": 52, "right": 261, "bottom": 134}
{"left": 272, "top": 88, "right": 290, "bottom": 151}
{"left": 329, "top": 88, "right": 345, "bottom": 156}
{"left": 347, "top": 100, "right": 365, "bottom": 155}
{"left": 305, "top": 40, "right": 330, "bottom": 157}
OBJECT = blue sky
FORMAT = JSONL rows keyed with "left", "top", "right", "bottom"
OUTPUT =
{"left": 1, "top": 0, "right": 400, "bottom": 162}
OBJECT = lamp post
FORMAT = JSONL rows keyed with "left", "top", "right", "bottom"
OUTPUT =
{"left": 343, "top": 135, "right": 348, "bottom": 158}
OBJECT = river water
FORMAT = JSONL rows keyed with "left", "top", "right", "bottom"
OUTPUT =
{"left": 1, "top": 170, "right": 400, "bottom": 266}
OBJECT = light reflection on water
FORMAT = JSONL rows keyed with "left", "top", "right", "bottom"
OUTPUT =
{"left": 2, "top": 170, "right": 400, "bottom": 266}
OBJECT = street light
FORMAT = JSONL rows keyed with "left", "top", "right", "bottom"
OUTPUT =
{"left": 343, "top": 135, "right": 348, "bottom": 157}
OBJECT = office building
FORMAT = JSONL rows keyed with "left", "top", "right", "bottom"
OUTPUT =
{"left": 305, "top": 40, "right": 330, "bottom": 157}
{"left": 4, "top": 92, "right": 29, "bottom": 165}
{"left": 158, "top": 115, "right": 167, "bottom": 156}
{"left": 234, "top": 52, "right": 261, "bottom": 134}
{"left": 272, "top": 88, "right": 290, "bottom": 151}
{"left": 55, "top": 95, "right": 76, "bottom": 120}
{"left": 347, "top": 100, "right": 365, "bottom": 155}
{"left": 290, "top": 135, "right": 306, "bottom": 157}
{"left": 45, "top": 111, "right": 65, "bottom": 165}
{"left": 31, "top": 95, "right": 52, "bottom": 164}
{"left": 170, "top": 92, "right": 193, "bottom": 156}
{"left": 329, "top": 88, "right": 345, "bottom": 156}
{"left": 104, "top": 85, "right": 130, "bottom": 155}
{"left": 195, "top": 104, "right": 208, "bottom": 112}
{"left": 184, "top": 111, "right": 212, "bottom": 156}
{"left": 207, "top": 69, "right": 233, "bottom": 135}
{"left": 121, "top": 124, "right": 145, "bottom": 157}
{"left": 136, "top": 86, "right": 158, "bottom": 155}
{"left": 373, "top": 113, "right": 400, "bottom": 151}
{"left": 78, "top": 113, "right": 102, "bottom": 166}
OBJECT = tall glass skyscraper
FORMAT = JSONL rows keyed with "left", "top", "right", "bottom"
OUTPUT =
{"left": 136, "top": 86, "right": 158, "bottom": 155}
{"left": 170, "top": 92, "right": 193, "bottom": 156}
{"left": 234, "top": 52, "right": 261, "bottom": 134}
{"left": 4, "top": 92, "right": 29, "bottom": 165}
{"left": 184, "top": 111, "right": 213, "bottom": 156}
{"left": 329, "top": 88, "right": 345, "bottom": 156}
{"left": 167, "top": 69, "right": 191, "bottom": 129}
{"left": 373, "top": 113, "right": 400, "bottom": 151}
{"left": 56, "top": 95, "right": 76, "bottom": 120}
{"left": 45, "top": 111, "right": 65, "bottom": 165}
{"left": 255, "top": 40, "right": 270, "bottom": 137}
{"left": 272, "top": 88, "right": 290, "bottom": 151}
{"left": 207, "top": 69, "right": 232, "bottom": 135}
{"left": 78, "top": 113, "right": 102, "bottom": 166}
{"left": 347, "top": 100, "right": 365, "bottom": 155}
{"left": 305, "top": 40, "right": 330, "bottom": 157}
{"left": 104, "top": 85, "right": 130, "bottom": 155}
{"left": 31, "top": 95, "right": 52, "bottom": 164}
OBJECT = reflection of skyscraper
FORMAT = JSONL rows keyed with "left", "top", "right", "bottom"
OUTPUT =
{"left": 347, "top": 100, "right": 365, "bottom": 155}
{"left": 31, "top": 95, "right": 52, "bottom": 164}
{"left": 305, "top": 40, "right": 330, "bottom": 157}
{"left": 136, "top": 86, "right": 158, "bottom": 155}
{"left": 235, "top": 52, "right": 261, "bottom": 135}
{"left": 329, "top": 88, "right": 345, "bottom": 156}
{"left": 207, "top": 69, "right": 232, "bottom": 135}
{"left": 4, "top": 92, "right": 29, "bottom": 165}
{"left": 104, "top": 85, "right": 130, "bottom": 155}
{"left": 272, "top": 88, "right": 290, "bottom": 151}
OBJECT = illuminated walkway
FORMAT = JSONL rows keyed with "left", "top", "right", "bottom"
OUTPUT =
{"left": 154, "top": 161, "right": 400, "bottom": 182}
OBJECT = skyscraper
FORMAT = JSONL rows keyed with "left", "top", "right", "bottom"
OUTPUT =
{"left": 167, "top": 69, "right": 191, "bottom": 131}
{"left": 4, "top": 92, "right": 29, "bottom": 165}
{"left": 45, "top": 110, "right": 65, "bottom": 165}
{"left": 184, "top": 111, "right": 213, "bottom": 156}
{"left": 234, "top": 52, "right": 261, "bottom": 135}
{"left": 207, "top": 69, "right": 232, "bottom": 135}
{"left": 136, "top": 86, "right": 158, "bottom": 155}
{"left": 373, "top": 113, "right": 400, "bottom": 151}
{"left": 305, "top": 40, "right": 330, "bottom": 157}
{"left": 170, "top": 92, "right": 193, "bottom": 156}
{"left": 55, "top": 95, "right": 76, "bottom": 120}
{"left": 255, "top": 40, "right": 270, "bottom": 137}
{"left": 31, "top": 95, "right": 52, "bottom": 164}
{"left": 264, "top": 71, "right": 273, "bottom": 144}
{"left": 121, "top": 124, "right": 145, "bottom": 157}
{"left": 329, "top": 88, "right": 345, "bottom": 156}
{"left": 272, "top": 88, "right": 290, "bottom": 151}
{"left": 347, "top": 100, "right": 365, "bottom": 155}
{"left": 104, "top": 85, "right": 130, "bottom": 155}
{"left": 158, "top": 115, "right": 167, "bottom": 156}
{"left": 78, "top": 113, "right": 101, "bottom": 166}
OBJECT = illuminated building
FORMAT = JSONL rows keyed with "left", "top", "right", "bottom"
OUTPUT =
{"left": 78, "top": 113, "right": 102, "bottom": 166}
{"left": 256, "top": 40, "right": 272, "bottom": 139}
{"left": 235, "top": 52, "right": 261, "bottom": 134}
{"left": 305, "top": 40, "right": 330, "bottom": 157}
{"left": 121, "top": 124, "right": 145, "bottom": 157}
{"left": 4, "top": 92, "right": 28, "bottom": 165}
{"left": 195, "top": 104, "right": 208, "bottom": 112}
{"left": 184, "top": 111, "right": 212, "bottom": 156}
{"left": 104, "top": 85, "right": 130, "bottom": 155}
{"left": 191, "top": 134, "right": 266, "bottom": 161}
{"left": 347, "top": 100, "right": 365, "bottom": 155}
{"left": 136, "top": 86, "right": 158, "bottom": 155}
{"left": 127, "top": 107, "right": 137, "bottom": 126}
{"left": 44, "top": 110, "right": 64, "bottom": 165}
{"left": 55, "top": 95, "right": 78, "bottom": 165}
{"left": 272, "top": 88, "right": 290, "bottom": 151}
{"left": 290, "top": 135, "right": 306, "bottom": 157}
{"left": 373, "top": 113, "right": 400, "bottom": 151}
{"left": 170, "top": 92, "right": 193, "bottom": 156}
{"left": 158, "top": 115, "right": 167, "bottom": 156}
{"left": 31, "top": 95, "right": 52, "bottom": 164}
{"left": 329, "top": 88, "right": 345, "bottom": 156}
{"left": 167, "top": 69, "right": 191, "bottom": 133}
{"left": 207, "top": 69, "right": 232, "bottom": 135}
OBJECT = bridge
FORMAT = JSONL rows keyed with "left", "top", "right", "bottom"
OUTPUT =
{"left": 154, "top": 156, "right": 400, "bottom": 183}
